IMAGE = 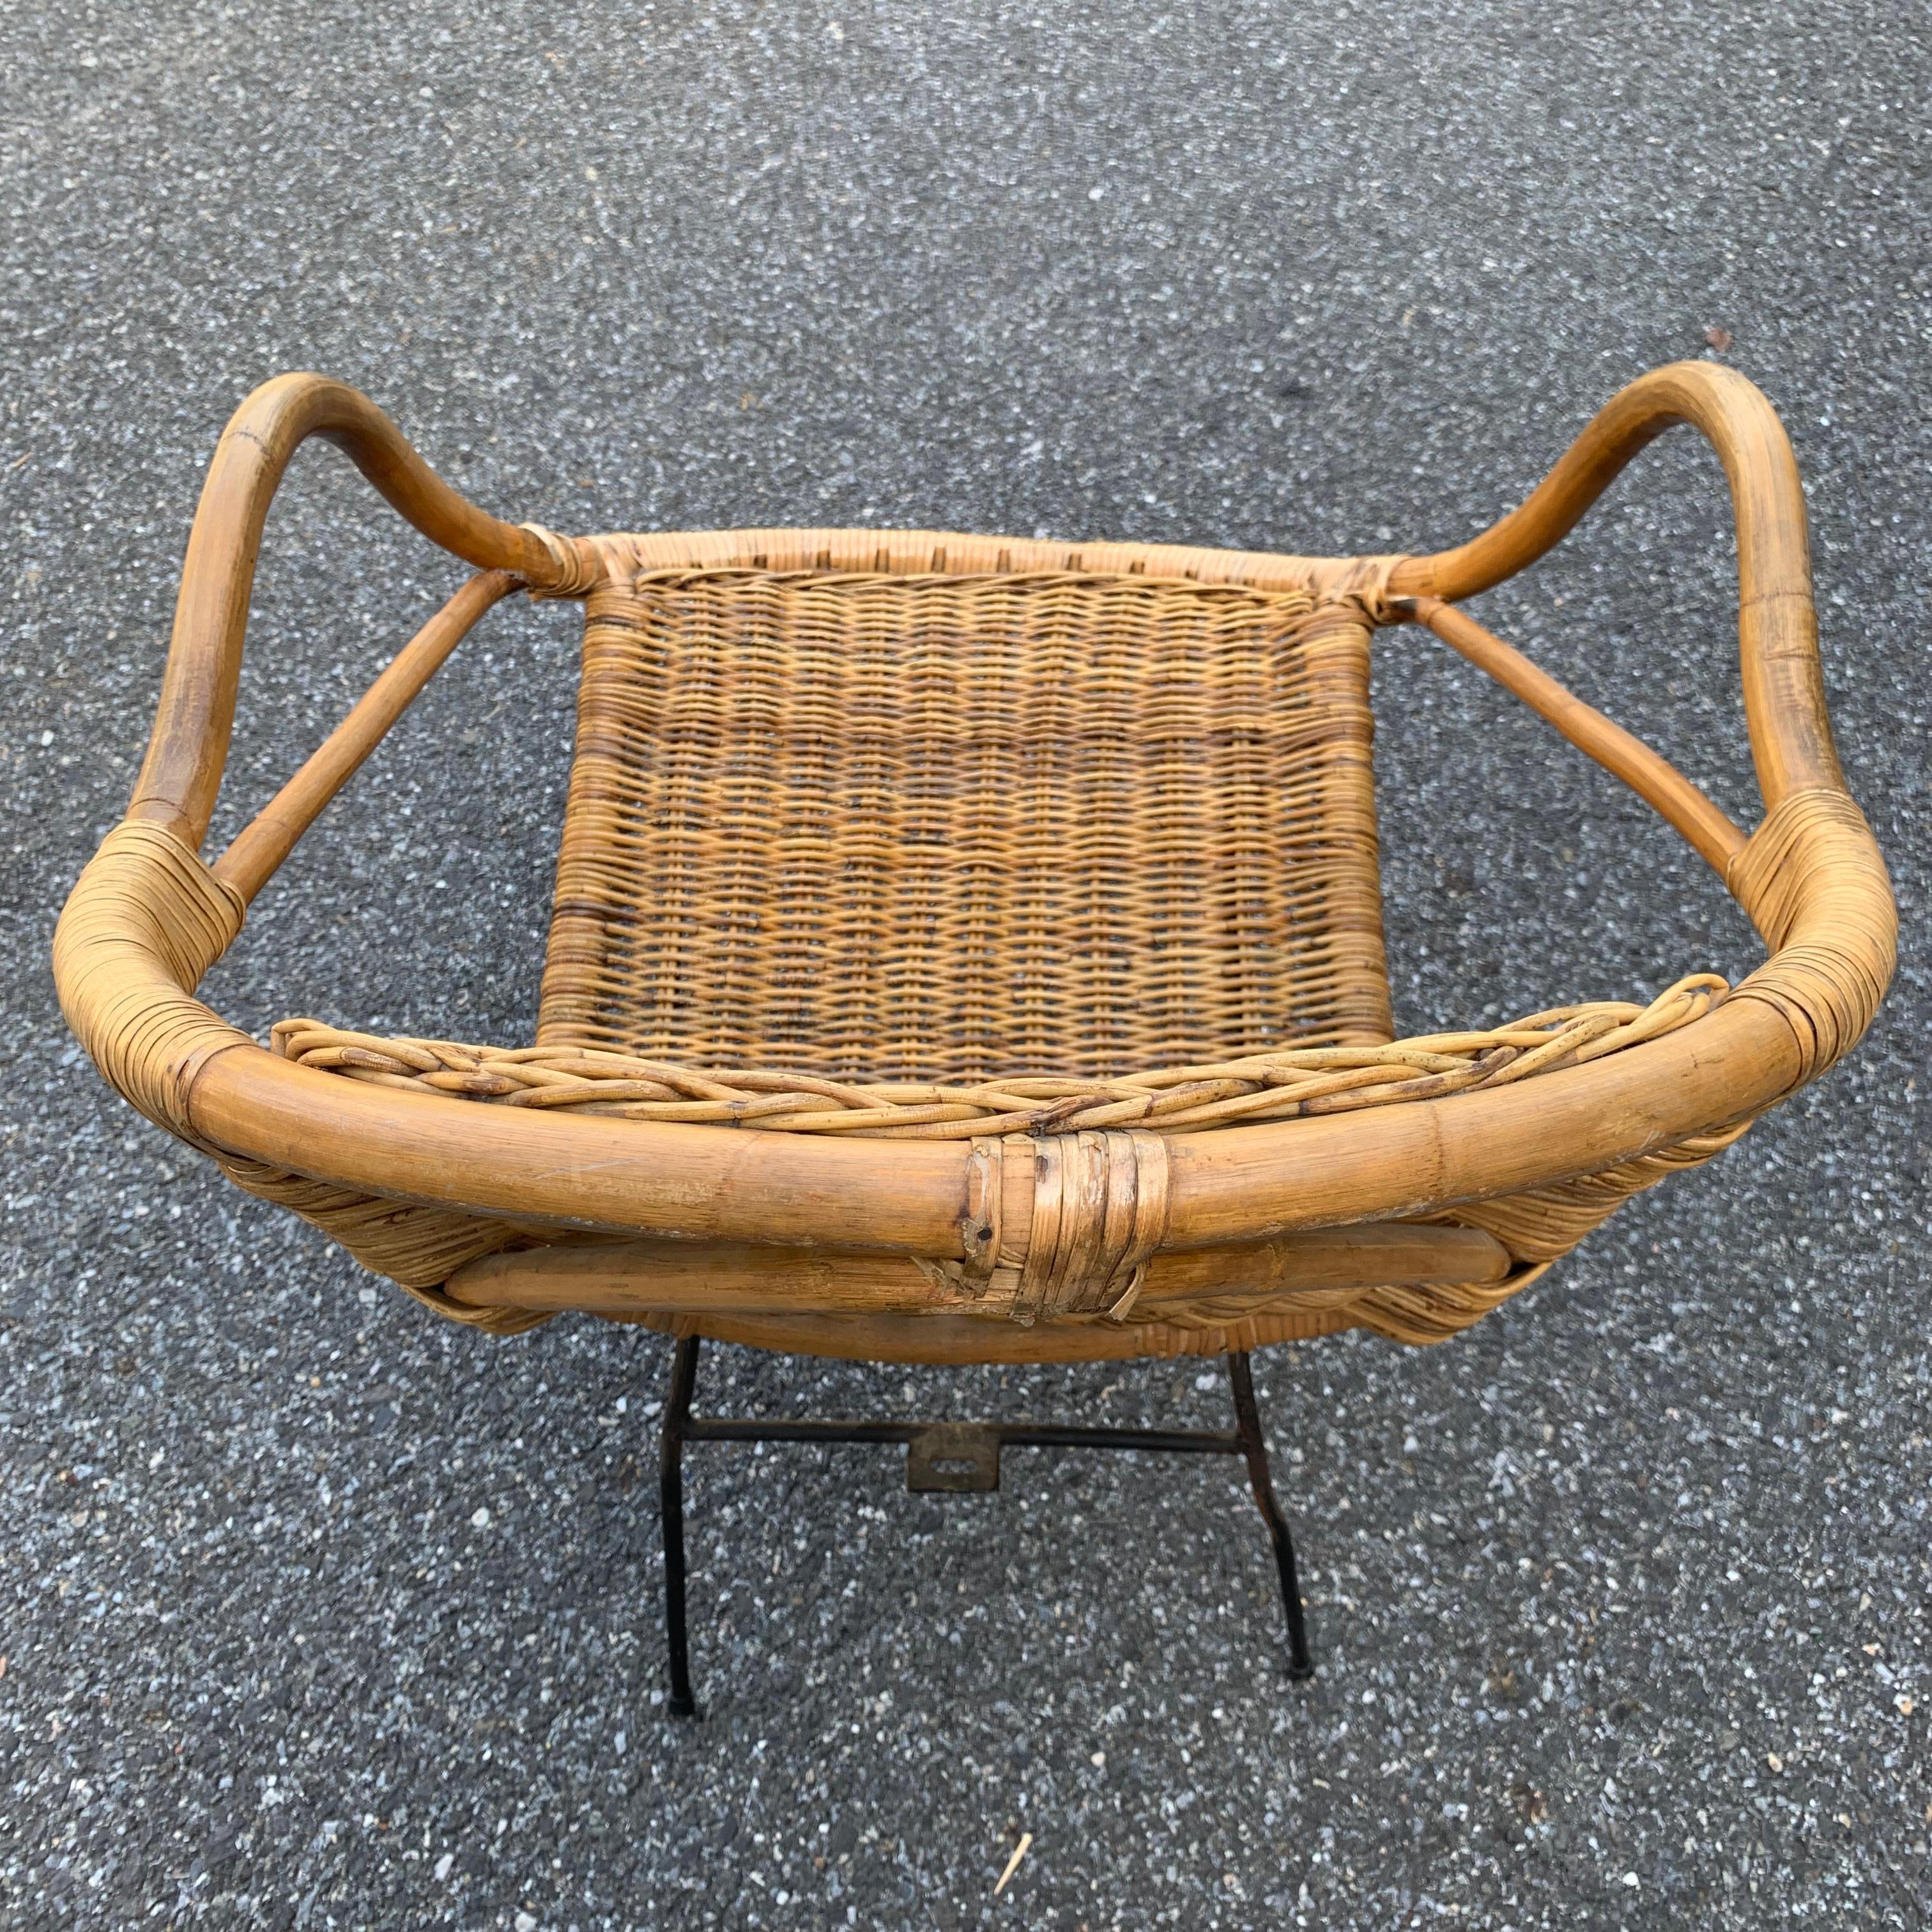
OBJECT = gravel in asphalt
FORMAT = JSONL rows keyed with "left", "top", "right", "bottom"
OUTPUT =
{"left": 1, "top": 3, "right": 1927, "bottom": 1927}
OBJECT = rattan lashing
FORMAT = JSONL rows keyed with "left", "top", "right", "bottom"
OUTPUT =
{"left": 55, "top": 366, "right": 1895, "bottom": 1366}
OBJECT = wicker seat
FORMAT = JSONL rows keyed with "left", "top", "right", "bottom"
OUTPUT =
{"left": 57, "top": 365, "right": 1893, "bottom": 1369}
{"left": 541, "top": 564, "right": 1392, "bottom": 1074}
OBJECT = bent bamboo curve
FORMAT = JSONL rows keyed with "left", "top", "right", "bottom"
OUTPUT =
{"left": 128, "top": 374, "right": 587, "bottom": 850}
{"left": 1390, "top": 359, "right": 1839, "bottom": 808}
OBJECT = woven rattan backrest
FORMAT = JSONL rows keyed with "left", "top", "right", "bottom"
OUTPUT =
{"left": 537, "top": 567, "right": 1391, "bottom": 1080}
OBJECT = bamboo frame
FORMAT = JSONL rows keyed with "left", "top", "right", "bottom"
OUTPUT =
{"left": 1399, "top": 597, "right": 1747, "bottom": 876}
{"left": 443, "top": 1222, "right": 1512, "bottom": 1319}
{"left": 54, "top": 362, "right": 1894, "bottom": 1362}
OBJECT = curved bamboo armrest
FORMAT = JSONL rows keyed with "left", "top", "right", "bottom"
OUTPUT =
{"left": 128, "top": 372, "right": 592, "bottom": 853}
{"left": 1389, "top": 359, "right": 1839, "bottom": 811}
{"left": 1413, "top": 362, "right": 1895, "bottom": 1091}
{"left": 1176, "top": 364, "right": 1889, "bottom": 1243}
{"left": 1154, "top": 362, "right": 1894, "bottom": 1249}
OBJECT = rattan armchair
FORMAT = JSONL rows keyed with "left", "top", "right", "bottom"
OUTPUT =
{"left": 56, "top": 364, "right": 1894, "bottom": 1705}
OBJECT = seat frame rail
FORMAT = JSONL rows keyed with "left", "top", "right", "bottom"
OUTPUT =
{"left": 657, "top": 1335, "right": 1313, "bottom": 1717}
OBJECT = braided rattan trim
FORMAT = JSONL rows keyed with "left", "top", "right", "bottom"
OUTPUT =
{"left": 268, "top": 975, "right": 1729, "bottom": 1140}
{"left": 248, "top": 977, "right": 1733, "bottom": 1347}
{"left": 537, "top": 566, "right": 1393, "bottom": 1080}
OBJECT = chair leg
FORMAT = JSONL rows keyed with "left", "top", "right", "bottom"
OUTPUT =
{"left": 1227, "top": 1350, "right": 1314, "bottom": 1680}
{"left": 659, "top": 1335, "right": 702, "bottom": 1717}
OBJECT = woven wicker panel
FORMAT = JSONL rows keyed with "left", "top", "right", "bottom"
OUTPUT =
{"left": 538, "top": 567, "right": 1391, "bottom": 1081}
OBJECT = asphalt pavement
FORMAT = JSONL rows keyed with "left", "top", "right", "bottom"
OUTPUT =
{"left": 1, "top": 3, "right": 1927, "bottom": 1926}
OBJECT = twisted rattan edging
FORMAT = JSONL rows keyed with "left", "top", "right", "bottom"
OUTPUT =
{"left": 267, "top": 975, "right": 1731, "bottom": 1138}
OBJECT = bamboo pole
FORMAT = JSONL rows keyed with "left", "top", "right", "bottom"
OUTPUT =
{"left": 442, "top": 1221, "right": 1514, "bottom": 1317}
{"left": 213, "top": 571, "right": 519, "bottom": 903}
{"left": 1402, "top": 595, "right": 1747, "bottom": 875}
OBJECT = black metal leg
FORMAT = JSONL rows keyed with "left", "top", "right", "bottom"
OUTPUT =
{"left": 652, "top": 1337, "right": 1314, "bottom": 1706}
{"left": 659, "top": 1335, "right": 702, "bottom": 1717}
{"left": 1227, "top": 1350, "right": 1314, "bottom": 1680}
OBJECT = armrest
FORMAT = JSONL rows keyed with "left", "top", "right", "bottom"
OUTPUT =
{"left": 1390, "top": 359, "right": 1840, "bottom": 811}
{"left": 1386, "top": 360, "right": 1892, "bottom": 1094}
{"left": 126, "top": 372, "right": 588, "bottom": 850}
